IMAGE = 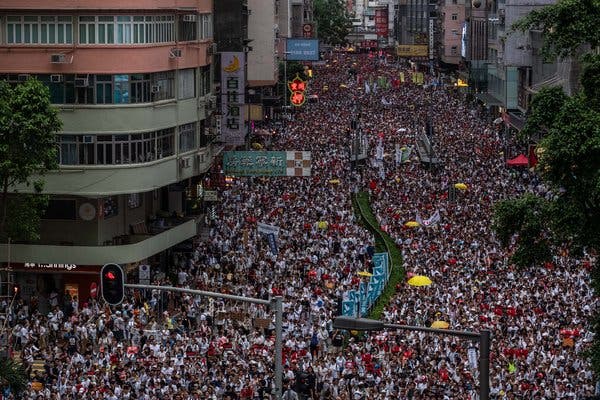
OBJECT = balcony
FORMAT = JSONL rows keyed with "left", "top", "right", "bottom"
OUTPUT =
{"left": 0, "top": 218, "right": 199, "bottom": 265}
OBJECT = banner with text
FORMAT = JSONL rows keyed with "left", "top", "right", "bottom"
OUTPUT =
{"left": 223, "top": 151, "right": 312, "bottom": 176}
{"left": 220, "top": 52, "right": 246, "bottom": 146}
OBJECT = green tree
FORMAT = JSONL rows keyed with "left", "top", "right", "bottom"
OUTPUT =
{"left": 511, "top": 0, "right": 600, "bottom": 59}
{"left": 496, "top": 0, "right": 600, "bottom": 373}
{"left": 0, "top": 357, "right": 28, "bottom": 396}
{"left": 314, "top": 0, "right": 352, "bottom": 46}
{"left": 0, "top": 78, "right": 61, "bottom": 242}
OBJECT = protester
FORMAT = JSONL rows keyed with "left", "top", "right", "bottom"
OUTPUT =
{"left": 8, "top": 51, "right": 597, "bottom": 399}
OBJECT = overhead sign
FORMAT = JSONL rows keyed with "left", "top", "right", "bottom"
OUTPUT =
{"left": 220, "top": 52, "right": 246, "bottom": 146}
{"left": 429, "top": 18, "right": 435, "bottom": 60}
{"left": 375, "top": 7, "right": 389, "bottom": 38}
{"left": 396, "top": 45, "right": 428, "bottom": 57}
{"left": 286, "top": 38, "right": 319, "bottom": 61}
{"left": 223, "top": 151, "right": 311, "bottom": 176}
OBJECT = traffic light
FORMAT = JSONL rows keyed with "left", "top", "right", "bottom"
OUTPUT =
{"left": 100, "top": 263, "right": 124, "bottom": 305}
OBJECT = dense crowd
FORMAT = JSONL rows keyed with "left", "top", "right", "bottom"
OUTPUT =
{"left": 7, "top": 52, "right": 598, "bottom": 399}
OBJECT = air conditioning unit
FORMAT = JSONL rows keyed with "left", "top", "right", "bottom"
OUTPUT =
{"left": 207, "top": 42, "right": 218, "bottom": 56}
{"left": 75, "top": 76, "right": 89, "bottom": 87}
{"left": 50, "top": 54, "right": 66, "bottom": 63}
{"left": 151, "top": 85, "right": 161, "bottom": 94}
{"left": 50, "top": 74, "right": 64, "bottom": 83}
{"left": 183, "top": 14, "right": 197, "bottom": 22}
{"left": 82, "top": 135, "right": 94, "bottom": 143}
{"left": 17, "top": 74, "right": 30, "bottom": 82}
{"left": 169, "top": 48, "right": 182, "bottom": 58}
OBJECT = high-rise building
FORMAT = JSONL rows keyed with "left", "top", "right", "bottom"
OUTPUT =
{"left": 0, "top": 0, "right": 217, "bottom": 303}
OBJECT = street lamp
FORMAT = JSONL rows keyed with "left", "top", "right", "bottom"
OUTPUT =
{"left": 333, "top": 316, "right": 490, "bottom": 400}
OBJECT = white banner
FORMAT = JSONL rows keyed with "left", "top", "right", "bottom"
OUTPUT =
{"left": 220, "top": 52, "right": 246, "bottom": 146}
{"left": 257, "top": 222, "right": 280, "bottom": 237}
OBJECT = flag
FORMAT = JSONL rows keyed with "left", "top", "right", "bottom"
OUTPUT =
{"left": 376, "top": 138, "right": 384, "bottom": 160}
{"left": 399, "top": 72, "right": 405, "bottom": 83}
{"left": 415, "top": 212, "right": 424, "bottom": 226}
{"left": 422, "top": 210, "right": 441, "bottom": 227}
{"left": 365, "top": 81, "right": 371, "bottom": 94}
{"left": 395, "top": 143, "right": 402, "bottom": 166}
{"left": 401, "top": 146, "right": 413, "bottom": 162}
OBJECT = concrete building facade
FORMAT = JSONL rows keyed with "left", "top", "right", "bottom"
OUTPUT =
{"left": 0, "top": 0, "right": 217, "bottom": 303}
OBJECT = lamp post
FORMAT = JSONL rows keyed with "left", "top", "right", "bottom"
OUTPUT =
{"left": 282, "top": 51, "right": 292, "bottom": 118}
{"left": 333, "top": 316, "right": 490, "bottom": 400}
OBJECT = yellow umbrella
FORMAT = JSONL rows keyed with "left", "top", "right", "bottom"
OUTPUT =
{"left": 251, "top": 142, "right": 263, "bottom": 150}
{"left": 317, "top": 221, "right": 329, "bottom": 230}
{"left": 339, "top": 84, "right": 348, "bottom": 88}
{"left": 404, "top": 221, "right": 420, "bottom": 228}
{"left": 431, "top": 320, "right": 449, "bottom": 329}
{"left": 407, "top": 275, "right": 432, "bottom": 287}
{"left": 358, "top": 270, "right": 373, "bottom": 278}
{"left": 328, "top": 179, "right": 341, "bottom": 184}
{"left": 454, "top": 183, "right": 468, "bottom": 190}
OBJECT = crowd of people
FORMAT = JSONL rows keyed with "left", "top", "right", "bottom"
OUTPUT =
{"left": 7, "top": 51, "right": 599, "bottom": 399}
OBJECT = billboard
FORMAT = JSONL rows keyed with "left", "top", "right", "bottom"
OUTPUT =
{"left": 286, "top": 38, "right": 319, "bottom": 61}
{"left": 375, "top": 7, "right": 389, "bottom": 38}
{"left": 220, "top": 52, "right": 246, "bottom": 146}
{"left": 396, "top": 45, "right": 428, "bottom": 57}
{"left": 223, "top": 151, "right": 312, "bottom": 176}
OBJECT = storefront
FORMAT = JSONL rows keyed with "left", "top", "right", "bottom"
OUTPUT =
{"left": 11, "top": 263, "right": 100, "bottom": 314}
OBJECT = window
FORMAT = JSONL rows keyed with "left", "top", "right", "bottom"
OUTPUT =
{"left": 116, "top": 16, "right": 132, "bottom": 43}
{"left": 128, "top": 193, "right": 142, "bottom": 208}
{"left": 96, "top": 75, "right": 113, "bottom": 104}
{"left": 77, "top": 15, "right": 174, "bottom": 45}
{"left": 114, "top": 75, "right": 129, "bottom": 104}
{"left": 102, "top": 197, "right": 119, "bottom": 218}
{"left": 178, "top": 69, "right": 195, "bottom": 100}
{"left": 179, "top": 123, "right": 197, "bottom": 152}
{"left": 43, "top": 199, "right": 77, "bottom": 220}
{"left": 452, "top": 29, "right": 459, "bottom": 36}
{"left": 451, "top": 13, "right": 458, "bottom": 21}
{"left": 179, "top": 17, "right": 198, "bottom": 41}
{"left": 199, "top": 66, "right": 211, "bottom": 96}
{"left": 152, "top": 71, "right": 175, "bottom": 101}
{"left": 98, "top": 16, "right": 115, "bottom": 44}
{"left": 79, "top": 16, "right": 96, "bottom": 44}
{"left": 199, "top": 14, "right": 213, "bottom": 39}
{"left": 451, "top": 45, "right": 458, "bottom": 55}
{"left": 57, "top": 129, "right": 177, "bottom": 166}
{"left": 58, "top": 135, "right": 78, "bottom": 165}
{"left": 7, "top": 16, "right": 72, "bottom": 44}
{"left": 8, "top": 72, "right": 177, "bottom": 105}
{"left": 157, "top": 128, "right": 175, "bottom": 158}
{"left": 130, "top": 74, "right": 151, "bottom": 103}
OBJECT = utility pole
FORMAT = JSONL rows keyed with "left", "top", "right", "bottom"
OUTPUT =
{"left": 123, "top": 284, "right": 285, "bottom": 399}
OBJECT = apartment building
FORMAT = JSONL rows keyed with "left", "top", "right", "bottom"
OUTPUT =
{"left": 0, "top": 0, "right": 217, "bottom": 305}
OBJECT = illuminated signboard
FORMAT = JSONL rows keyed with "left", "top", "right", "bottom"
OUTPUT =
{"left": 220, "top": 52, "right": 246, "bottom": 146}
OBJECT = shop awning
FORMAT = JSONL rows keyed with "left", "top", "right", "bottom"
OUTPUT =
{"left": 506, "top": 154, "right": 529, "bottom": 167}
{"left": 475, "top": 92, "right": 503, "bottom": 107}
{"left": 527, "top": 74, "right": 564, "bottom": 94}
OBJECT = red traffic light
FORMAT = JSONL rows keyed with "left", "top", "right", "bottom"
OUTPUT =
{"left": 290, "top": 91, "right": 306, "bottom": 106}
{"left": 101, "top": 264, "right": 124, "bottom": 305}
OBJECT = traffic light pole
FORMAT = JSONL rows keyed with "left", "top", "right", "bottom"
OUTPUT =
{"left": 124, "top": 284, "right": 284, "bottom": 399}
{"left": 333, "top": 316, "right": 490, "bottom": 400}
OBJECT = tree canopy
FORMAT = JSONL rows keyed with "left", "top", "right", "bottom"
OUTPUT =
{"left": 511, "top": 0, "right": 600, "bottom": 59}
{"left": 0, "top": 78, "right": 61, "bottom": 242}
{"left": 314, "top": 0, "right": 352, "bottom": 46}
{"left": 496, "top": 0, "right": 600, "bottom": 374}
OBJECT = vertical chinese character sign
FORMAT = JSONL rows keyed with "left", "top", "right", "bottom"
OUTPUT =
{"left": 220, "top": 52, "right": 246, "bottom": 146}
